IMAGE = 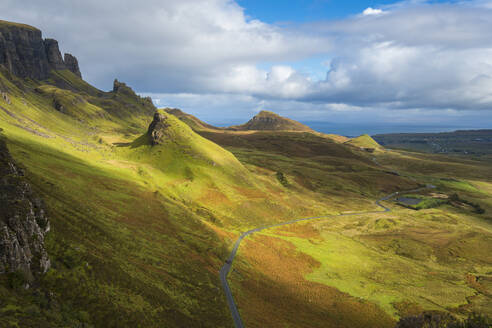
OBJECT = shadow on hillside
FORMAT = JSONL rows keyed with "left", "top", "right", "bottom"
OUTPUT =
{"left": 112, "top": 134, "right": 149, "bottom": 149}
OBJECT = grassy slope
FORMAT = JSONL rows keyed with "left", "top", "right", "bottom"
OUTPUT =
{"left": 346, "top": 134, "right": 383, "bottom": 150}
{"left": 0, "top": 69, "right": 239, "bottom": 327}
{"left": 229, "top": 110, "right": 314, "bottom": 132}
{"left": 226, "top": 148, "right": 492, "bottom": 327}
{"left": 164, "top": 108, "right": 220, "bottom": 131}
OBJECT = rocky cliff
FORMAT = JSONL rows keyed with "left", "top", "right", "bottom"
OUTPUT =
{"left": 0, "top": 20, "right": 81, "bottom": 80}
{"left": 0, "top": 136, "right": 50, "bottom": 285}
{"left": 64, "top": 53, "right": 81, "bottom": 78}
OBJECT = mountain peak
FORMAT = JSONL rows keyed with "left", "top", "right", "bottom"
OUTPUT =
{"left": 230, "top": 110, "right": 313, "bottom": 132}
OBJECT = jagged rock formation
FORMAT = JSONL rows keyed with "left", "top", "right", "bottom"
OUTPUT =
{"left": 112, "top": 78, "right": 155, "bottom": 110}
{"left": 229, "top": 110, "right": 313, "bottom": 132}
{"left": 44, "top": 38, "right": 65, "bottom": 70}
{"left": 0, "top": 137, "right": 50, "bottom": 284}
{"left": 147, "top": 111, "right": 170, "bottom": 145}
{"left": 0, "top": 20, "right": 81, "bottom": 80}
{"left": 64, "top": 53, "right": 81, "bottom": 78}
{"left": 113, "top": 79, "right": 138, "bottom": 96}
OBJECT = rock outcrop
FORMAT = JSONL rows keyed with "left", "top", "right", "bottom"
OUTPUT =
{"left": 112, "top": 79, "right": 155, "bottom": 111}
{"left": 0, "top": 20, "right": 81, "bottom": 80}
{"left": 64, "top": 53, "right": 81, "bottom": 78}
{"left": 44, "top": 38, "right": 65, "bottom": 70}
{"left": 147, "top": 111, "right": 170, "bottom": 145}
{"left": 0, "top": 136, "right": 51, "bottom": 285}
{"left": 0, "top": 20, "right": 50, "bottom": 80}
{"left": 113, "top": 79, "right": 138, "bottom": 97}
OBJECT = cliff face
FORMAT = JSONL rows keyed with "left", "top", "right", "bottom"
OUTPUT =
{"left": 64, "top": 53, "right": 81, "bottom": 78}
{"left": 0, "top": 20, "right": 81, "bottom": 80}
{"left": 0, "top": 137, "right": 51, "bottom": 285}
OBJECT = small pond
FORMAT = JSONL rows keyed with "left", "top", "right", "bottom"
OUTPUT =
{"left": 396, "top": 197, "right": 422, "bottom": 206}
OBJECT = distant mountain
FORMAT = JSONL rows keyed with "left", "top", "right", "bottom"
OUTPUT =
{"left": 229, "top": 110, "right": 314, "bottom": 132}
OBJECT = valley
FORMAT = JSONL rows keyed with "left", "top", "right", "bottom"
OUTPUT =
{"left": 0, "top": 19, "right": 491, "bottom": 328}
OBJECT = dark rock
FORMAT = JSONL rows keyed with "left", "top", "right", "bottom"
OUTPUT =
{"left": 0, "top": 20, "right": 81, "bottom": 80}
{"left": 53, "top": 98, "right": 66, "bottom": 113}
{"left": 63, "top": 53, "right": 81, "bottom": 78}
{"left": 112, "top": 78, "right": 156, "bottom": 112}
{"left": 147, "top": 111, "right": 169, "bottom": 145}
{"left": 0, "top": 136, "right": 50, "bottom": 284}
{"left": 113, "top": 79, "right": 138, "bottom": 97}
{"left": 0, "top": 21, "right": 50, "bottom": 80}
{"left": 43, "top": 39, "right": 66, "bottom": 70}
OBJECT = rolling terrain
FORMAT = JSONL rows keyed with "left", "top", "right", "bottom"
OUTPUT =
{"left": 0, "top": 20, "right": 491, "bottom": 328}
{"left": 373, "top": 130, "right": 492, "bottom": 157}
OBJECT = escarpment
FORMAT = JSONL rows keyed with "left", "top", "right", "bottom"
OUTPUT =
{"left": 0, "top": 20, "right": 81, "bottom": 80}
{"left": 0, "top": 137, "right": 51, "bottom": 285}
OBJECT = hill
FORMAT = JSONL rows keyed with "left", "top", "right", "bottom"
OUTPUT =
{"left": 229, "top": 110, "right": 314, "bottom": 132}
{"left": 345, "top": 134, "right": 383, "bottom": 151}
{"left": 164, "top": 108, "right": 220, "bottom": 131}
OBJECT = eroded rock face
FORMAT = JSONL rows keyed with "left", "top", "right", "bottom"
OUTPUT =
{"left": 147, "top": 111, "right": 170, "bottom": 145}
{"left": 0, "top": 22, "right": 50, "bottom": 80}
{"left": 0, "top": 21, "right": 81, "bottom": 80}
{"left": 0, "top": 137, "right": 50, "bottom": 283}
{"left": 44, "top": 38, "right": 65, "bottom": 70}
{"left": 64, "top": 53, "right": 81, "bottom": 78}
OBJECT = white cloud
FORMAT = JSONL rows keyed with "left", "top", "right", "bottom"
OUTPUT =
{"left": 2, "top": 0, "right": 492, "bottom": 127}
{"left": 362, "top": 7, "right": 384, "bottom": 16}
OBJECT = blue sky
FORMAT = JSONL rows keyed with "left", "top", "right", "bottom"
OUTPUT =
{"left": 3, "top": 0, "right": 492, "bottom": 134}
{"left": 238, "top": 0, "right": 401, "bottom": 22}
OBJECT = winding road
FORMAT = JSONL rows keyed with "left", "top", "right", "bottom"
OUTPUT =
{"left": 219, "top": 184, "right": 434, "bottom": 328}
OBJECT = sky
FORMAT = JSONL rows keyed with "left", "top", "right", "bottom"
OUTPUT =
{"left": 1, "top": 0, "right": 492, "bottom": 134}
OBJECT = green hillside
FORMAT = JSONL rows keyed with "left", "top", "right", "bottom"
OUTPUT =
{"left": 346, "top": 134, "right": 383, "bottom": 150}
{"left": 165, "top": 108, "right": 220, "bottom": 131}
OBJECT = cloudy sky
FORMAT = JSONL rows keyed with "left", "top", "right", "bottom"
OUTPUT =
{"left": 2, "top": 0, "right": 492, "bottom": 134}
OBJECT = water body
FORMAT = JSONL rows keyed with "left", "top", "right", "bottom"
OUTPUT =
{"left": 396, "top": 197, "right": 422, "bottom": 206}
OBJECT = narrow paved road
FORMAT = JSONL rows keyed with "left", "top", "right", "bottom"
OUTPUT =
{"left": 220, "top": 185, "right": 434, "bottom": 328}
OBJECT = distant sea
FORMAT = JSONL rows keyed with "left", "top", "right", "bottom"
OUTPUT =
{"left": 299, "top": 122, "right": 491, "bottom": 138}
